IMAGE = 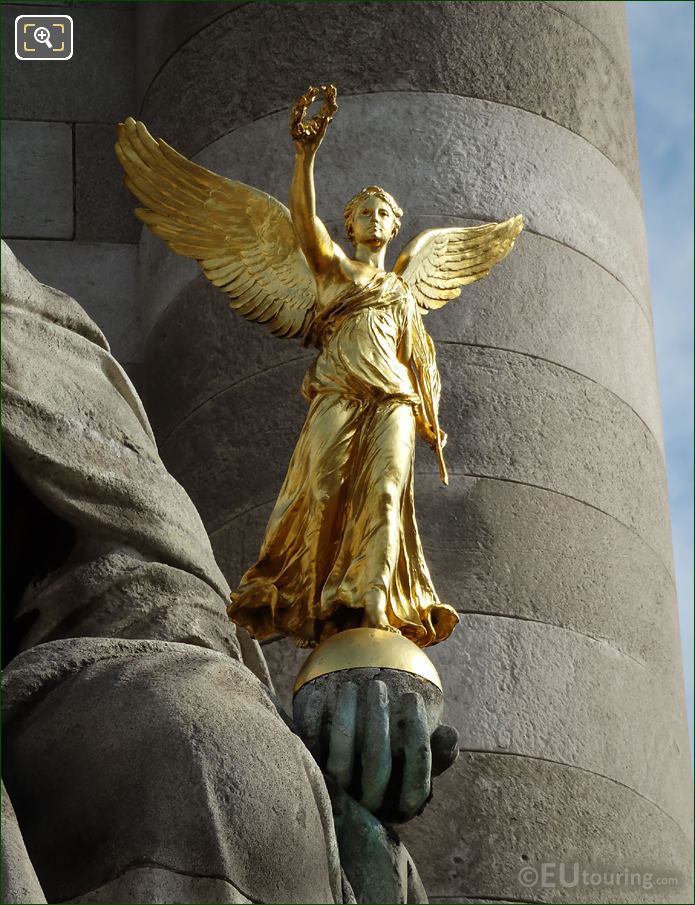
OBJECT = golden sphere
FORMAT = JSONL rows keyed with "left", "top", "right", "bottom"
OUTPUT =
{"left": 293, "top": 627, "right": 442, "bottom": 694}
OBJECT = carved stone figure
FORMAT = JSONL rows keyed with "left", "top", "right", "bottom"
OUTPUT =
{"left": 1, "top": 239, "right": 453, "bottom": 903}
{"left": 0, "top": 242, "right": 370, "bottom": 903}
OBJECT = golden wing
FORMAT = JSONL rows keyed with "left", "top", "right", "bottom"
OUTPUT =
{"left": 115, "top": 117, "right": 316, "bottom": 338}
{"left": 393, "top": 215, "right": 524, "bottom": 313}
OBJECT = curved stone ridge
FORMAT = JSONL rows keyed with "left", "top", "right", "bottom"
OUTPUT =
{"left": 545, "top": 1, "right": 633, "bottom": 75}
{"left": 155, "top": 344, "right": 672, "bottom": 568}
{"left": 208, "top": 475, "right": 680, "bottom": 672}
{"left": 430, "top": 614, "right": 691, "bottom": 836}
{"left": 134, "top": 2, "right": 246, "bottom": 102}
{"left": 142, "top": 218, "right": 662, "bottom": 448}
{"left": 138, "top": 0, "right": 640, "bottom": 191}
{"left": 406, "top": 220, "right": 662, "bottom": 449}
{"left": 191, "top": 93, "right": 648, "bottom": 305}
{"left": 143, "top": 276, "right": 314, "bottom": 440}
{"left": 434, "top": 345, "right": 672, "bottom": 567}
{"left": 400, "top": 751, "right": 692, "bottom": 903}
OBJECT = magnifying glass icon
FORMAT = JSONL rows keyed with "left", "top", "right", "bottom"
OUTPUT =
{"left": 33, "top": 26, "right": 53, "bottom": 49}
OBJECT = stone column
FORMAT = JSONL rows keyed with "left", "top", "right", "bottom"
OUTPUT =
{"left": 136, "top": 3, "right": 692, "bottom": 901}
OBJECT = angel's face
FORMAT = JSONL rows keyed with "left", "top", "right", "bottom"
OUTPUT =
{"left": 350, "top": 195, "right": 396, "bottom": 249}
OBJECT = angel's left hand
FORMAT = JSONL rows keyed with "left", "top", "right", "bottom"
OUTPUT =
{"left": 416, "top": 418, "right": 447, "bottom": 450}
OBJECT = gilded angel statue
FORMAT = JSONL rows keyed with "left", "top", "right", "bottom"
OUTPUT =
{"left": 116, "top": 85, "right": 523, "bottom": 651}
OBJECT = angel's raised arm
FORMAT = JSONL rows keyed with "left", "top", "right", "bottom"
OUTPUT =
{"left": 289, "top": 86, "right": 343, "bottom": 277}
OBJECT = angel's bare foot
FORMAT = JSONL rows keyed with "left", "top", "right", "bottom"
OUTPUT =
{"left": 362, "top": 590, "right": 399, "bottom": 633}
{"left": 376, "top": 624, "right": 401, "bottom": 635}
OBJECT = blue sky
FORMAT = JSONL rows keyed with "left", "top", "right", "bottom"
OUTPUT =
{"left": 627, "top": 0, "right": 694, "bottom": 752}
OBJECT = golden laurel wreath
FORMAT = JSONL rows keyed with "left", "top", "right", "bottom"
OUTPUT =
{"left": 289, "top": 84, "right": 338, "bottom": 140}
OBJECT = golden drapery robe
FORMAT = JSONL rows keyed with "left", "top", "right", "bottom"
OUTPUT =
{"left": 228, "top": 272, "right": 459, "bottom": 648}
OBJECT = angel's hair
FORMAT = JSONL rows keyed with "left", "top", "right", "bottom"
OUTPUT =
{"left": 343, "top": 186, "right": 403, "bottom": 245}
